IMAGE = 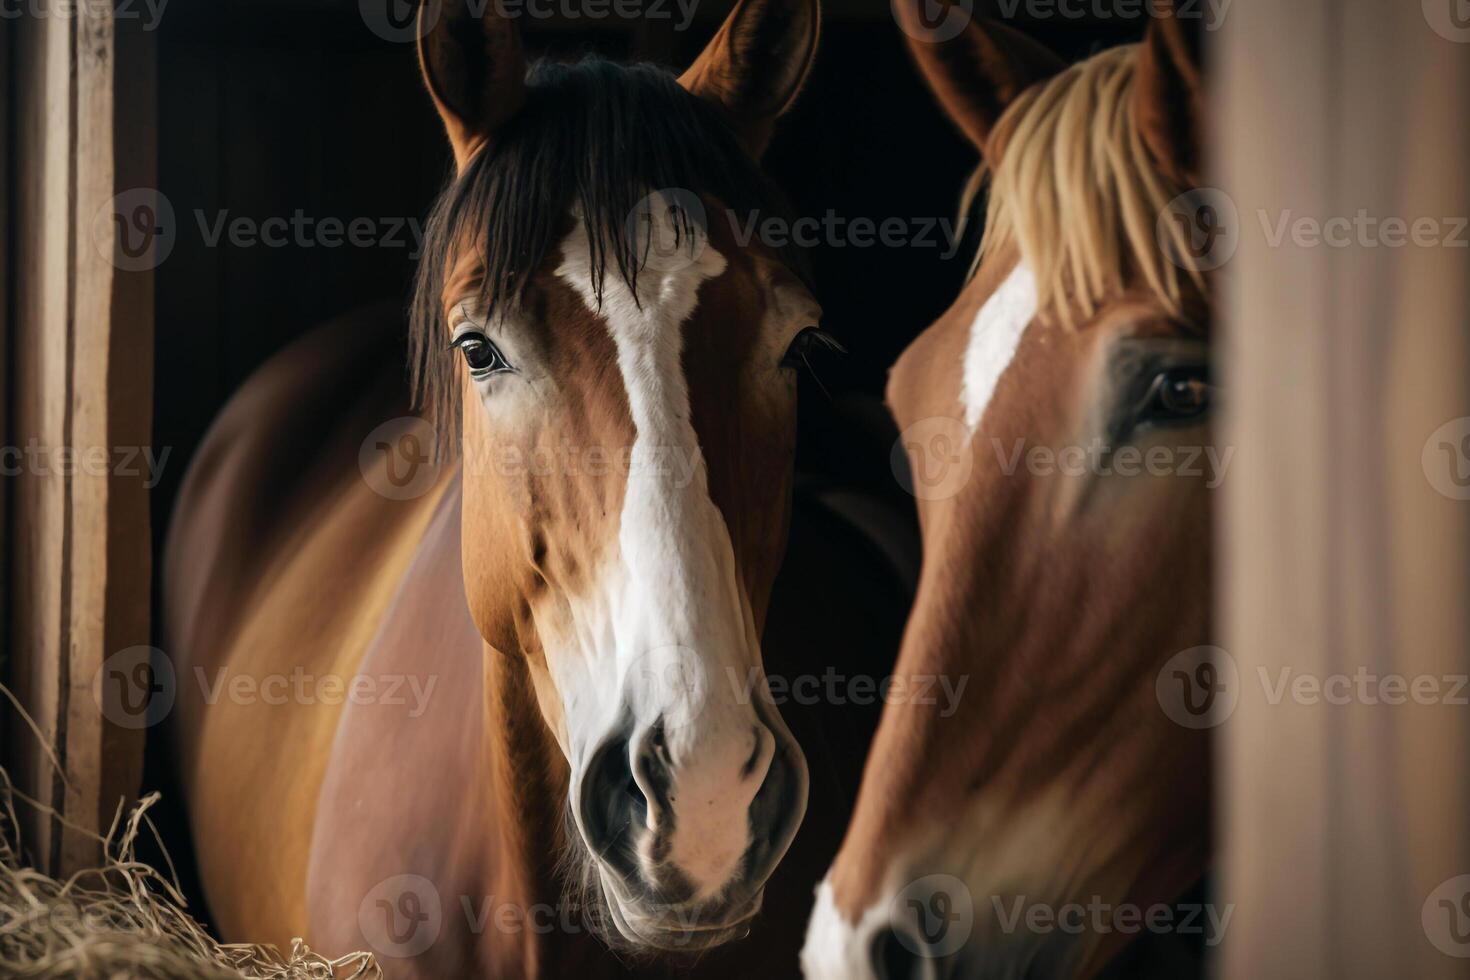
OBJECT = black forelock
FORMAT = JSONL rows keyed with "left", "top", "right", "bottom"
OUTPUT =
{"left": 409, "top": 57, "right": 808, "bottom": 451}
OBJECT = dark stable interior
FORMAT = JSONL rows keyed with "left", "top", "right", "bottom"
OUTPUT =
{"left": 145, "top": 0, "right": 1146, "bottom": 953}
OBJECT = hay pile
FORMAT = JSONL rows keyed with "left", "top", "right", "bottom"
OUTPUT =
{"left": 1, "top": 695, "right": 379, "bottom": 978}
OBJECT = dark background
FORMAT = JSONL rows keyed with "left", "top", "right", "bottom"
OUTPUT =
{"left": 150, "top": 0, "right": 1142, "bottom": 542}
{"left": 146, "top": 0, "right": 1141, "bottom": 926}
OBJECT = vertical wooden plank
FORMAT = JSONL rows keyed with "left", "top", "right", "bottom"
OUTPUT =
{"left": 1215, "top": 0, "right": 1336, "bottom": 971}
{"left": 6, "top": 0, "right": 153, "bottom": 872}
{"left": 0, "top": 7, "right": 10, "bottom": 715}
{"left": 9, "top": 0, "right": 76, "bottom": 868}
{"left": 1220, "top": 2, "right": 1470, "bottom": 977}
{"left": 68, "top": 0, "right": 154, "bottom": 871}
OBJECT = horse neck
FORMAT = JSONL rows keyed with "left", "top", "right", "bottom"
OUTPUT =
{"left": 477, "top": 633, "right": 598, "bottom": 975}
{"left": 483, "top": 643, "right": 565, "bottom": 879}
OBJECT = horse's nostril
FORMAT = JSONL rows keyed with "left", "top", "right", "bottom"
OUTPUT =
{"left": 581, "top": 733, "right": 641, "bottom": 871}
{"left": 623, "top": 769, "right": 648, "bottom": 827}
{"left": 631, "top": 720, "right": 674, "bottom": 815}
{"left": 871, "top": 925, "right": 928, "bottom": 980}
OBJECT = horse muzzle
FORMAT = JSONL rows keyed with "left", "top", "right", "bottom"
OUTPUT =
{"left": 578, "top": 705, "right": 809, "bottom": 950}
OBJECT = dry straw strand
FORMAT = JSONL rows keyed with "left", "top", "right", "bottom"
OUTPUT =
{"left": 1, "top": 685, "right": 381, "bottom": 979}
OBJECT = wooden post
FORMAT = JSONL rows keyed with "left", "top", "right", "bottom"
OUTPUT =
{"left": 4, "top": 0, "right": 154, "bottom": 873}
{"left": 1219, "top": 2, "right": 1470, "bottom": 977}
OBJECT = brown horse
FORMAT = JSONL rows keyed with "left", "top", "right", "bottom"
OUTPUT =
{"left": 803, "top": 5, "right": 1216, "bottom": 978}
{"left": 159, "top": 0, "right": 907, "bottom": 974}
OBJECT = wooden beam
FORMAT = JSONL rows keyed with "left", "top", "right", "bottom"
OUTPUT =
{"left": 5, "top": 0, "right": 154, "bottom": 873}
{"left": 1219, "top": 2, "right": 1470, "bottom": 976}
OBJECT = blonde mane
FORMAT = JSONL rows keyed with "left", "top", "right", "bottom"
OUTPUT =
{"left": 970, "top": 43, "right": 1205, "bottom": 329}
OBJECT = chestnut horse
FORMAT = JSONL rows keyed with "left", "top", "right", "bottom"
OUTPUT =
{"left": 162, "top": 0, "right": 909, "bottom": 975}
{"left": 803, "top": 5, "right": 1216, "bottom": 978}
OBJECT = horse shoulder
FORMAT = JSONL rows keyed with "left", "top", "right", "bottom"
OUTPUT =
{"left": 162, "top": 305, "right": 451, "bottom": 945}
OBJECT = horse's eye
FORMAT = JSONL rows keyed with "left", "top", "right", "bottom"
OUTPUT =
{"left": 449, "top": 331, "right": 514, "bottom": 377}
{"left": 1141, "top": 367, "right": 1211, "bottom": 423}
{"left": 781, "top": 326, "right": 846, "bottom": 371}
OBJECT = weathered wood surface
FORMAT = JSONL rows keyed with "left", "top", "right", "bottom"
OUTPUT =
{"left": 4, "top": 0, "right": 154, "bottom": 873}
{"left": 1220, "top": 2, "right": 1470, "bottom": 977}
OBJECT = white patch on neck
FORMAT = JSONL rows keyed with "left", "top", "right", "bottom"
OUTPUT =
{"left": 961, "top": 264, "right": 1037, "bottom": 430}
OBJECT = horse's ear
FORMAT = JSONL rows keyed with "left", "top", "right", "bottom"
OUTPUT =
{"left": 418, "top": 0, "right": 527, "bottom": 171}
{"left": 899, "top": 0, "right": 1064, "bottom": 163}
{"left": 678, "top": 0, "right": 821, "bottom": 158}
{"left": 1133, "top": 0, "right": 1204, "bottom": 187}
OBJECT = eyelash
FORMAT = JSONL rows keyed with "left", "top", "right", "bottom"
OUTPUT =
{"left": 782, "top": 326, "right": 846, "bottom": 371}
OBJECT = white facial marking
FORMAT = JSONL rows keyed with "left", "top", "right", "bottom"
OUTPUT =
{"left": 961, "top": 264, "right": 1038, "bottom": 430}
{"left": 801, "top": 788, "right": 1128, "bottom": 977}
{"left": 549, "top": 195, "right": 778, "bottom": 903}
{"left": 802, "top": 878, "right": 892, "bottom": 979}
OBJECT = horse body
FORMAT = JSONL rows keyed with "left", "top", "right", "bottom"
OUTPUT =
{"left": 163, "top": 308, "right": 451, "bottom": 948}
{"left": 165, "top": 299, "right": 913, "bottom": 977}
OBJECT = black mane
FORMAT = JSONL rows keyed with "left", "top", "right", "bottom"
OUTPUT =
{"left": 409, "top": 57, "right": 806, "bottom": 447}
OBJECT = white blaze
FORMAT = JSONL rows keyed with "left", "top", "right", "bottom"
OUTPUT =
{"left": 554, "top": 196, "right": 764, "bottom": 898}
{"left": 961, "top": 264, "right": 1037, "bottom": 430}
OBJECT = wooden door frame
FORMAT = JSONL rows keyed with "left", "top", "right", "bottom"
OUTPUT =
{"left": 1219, "top": 2, "right": 1470, "bottom": 976}
{"left": 3, "top": 0, "right": 154, "bottom": 874}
